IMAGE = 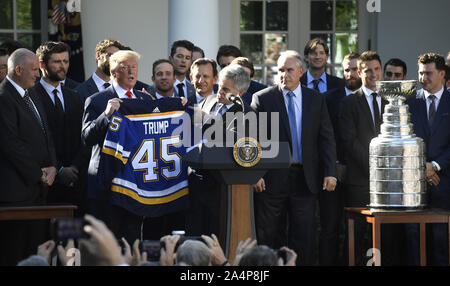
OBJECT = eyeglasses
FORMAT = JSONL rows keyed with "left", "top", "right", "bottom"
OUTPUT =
{"left": 118, "top": 65, "right": 137, "bottom": 72}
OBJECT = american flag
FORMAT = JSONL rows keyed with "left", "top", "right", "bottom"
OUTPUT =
{"left": 52, "top": 2, "right": 67, "bottom": 25}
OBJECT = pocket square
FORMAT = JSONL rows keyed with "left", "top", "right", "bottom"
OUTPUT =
{"left": 442, "top": 112, "right": 449, "bottom": 116}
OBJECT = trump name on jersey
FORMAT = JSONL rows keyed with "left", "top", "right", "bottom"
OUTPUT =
{"left": 99, "top": 99, "right": 189, "bottom": 217}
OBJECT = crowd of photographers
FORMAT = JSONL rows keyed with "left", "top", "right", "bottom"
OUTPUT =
{"left": 17, "top": 214, "right": 297, "bottom": 266}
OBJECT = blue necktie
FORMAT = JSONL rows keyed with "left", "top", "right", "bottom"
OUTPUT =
{"left": 286, "top": 91, "right": 302, "bottom": 164}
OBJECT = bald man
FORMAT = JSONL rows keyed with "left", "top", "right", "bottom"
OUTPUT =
{"left": 0, "top": 48, "right": 57, "bottom": 265}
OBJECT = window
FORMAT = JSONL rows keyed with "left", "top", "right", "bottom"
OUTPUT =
{"left": 239, "top": 0, "right": 361, "bottom": 83}
{"left": 240, "top": 0, "right": 289, "bottom": 85}
{"left": 310, "top": 0, "right": 358, "bottom": 77}
{"left": 0, "top": 0, "right": 44, "bottom": 51}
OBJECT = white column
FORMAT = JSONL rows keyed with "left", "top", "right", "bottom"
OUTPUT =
{"left": 169, "top": 0, "right": 219, "bottom": 60}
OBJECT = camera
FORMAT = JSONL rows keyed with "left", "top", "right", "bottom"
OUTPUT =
{"left": 141, "top": 233, "right": 205, "bottom": 261}
{"left": 51, "top": 218, "right": 88, "bottom": 243}
{"left": 277, "top": 248, "right": 288, "bottom": 264}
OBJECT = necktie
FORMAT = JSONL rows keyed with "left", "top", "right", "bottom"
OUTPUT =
{"left": 428, "top": 94, "right": 436, "bottom": 126}
{"left": 177, "top": 83, "right": 185, "bottom": 98}
{"left": 372, "top": 92, "right": 381, "bottom": 134}
{"left": 125, "top": 90, "right": 133, "bottom": 98}
{"left": 23, "top": 90, "right": 45, "bottom": 134}
{"left": 312, "top": 79, "right": 321, "bottom": 93}
{"left": 286, "top": 91, "right": 302, "bottom": 163}
{"left": 214, "top": 103, "right": 227, "bottom": 116}
{"left": 53, "top": 89, "right": 64, "bottom": 114}
{"left": 103, "top": 82, "right": 111, "bottom": 89}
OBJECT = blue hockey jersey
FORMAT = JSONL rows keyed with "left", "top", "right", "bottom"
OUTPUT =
{"left": 100, "top": 98, "right": 190, "bottom": 217}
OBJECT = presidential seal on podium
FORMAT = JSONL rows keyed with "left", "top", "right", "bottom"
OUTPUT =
{"left": 233, "top": 137, "right": 262, "bottom": 167}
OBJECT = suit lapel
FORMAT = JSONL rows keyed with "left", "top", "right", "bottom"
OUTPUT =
{"left": 274, "top": 86, "right": 293, "bottom": 145}
{"left": 430, "top": 89, "right": 450, "bottom": 134}
{"left": 7, "top": 82, "right": 46, "bottom": 133}
{"left": 87, "top": 77, "right": 99, "bottom": 95}
{"left": 301, "top": 87, "right": 311, "bottom": 141}
{"left": 413, "top": 90, "right": 430, "bottom": 136}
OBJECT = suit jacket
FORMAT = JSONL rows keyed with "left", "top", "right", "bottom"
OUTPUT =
{"left": 339, "top": 88, "right": 388, "bottom": 187}
{"left": 30, "top": 82, "right": 89, "bottom": 172}
{"left": 0, "top": 80, "right": 57, "bottom": 205}
{"left": 242, "top": 80, "right": 267, "bottom": 106}
{"left": 406, "top": 88, "right": 450, "bottom": 209}
{"left": 325, "top": 87, "right": 347, "bottom": 163}
{"left": 300, "top": 72, "right": 344, "bottom": 93}
{"left": 63, "top": 77, "right": 80, "bottom": 90}
{"left": 75, "top": 76, "right": 98, "bottom": 103}
{"left": 82, "top": 85, "right": 154, "bottom": 200}
{"left": 251, "top": 85, "right": 336, "bottom": 194}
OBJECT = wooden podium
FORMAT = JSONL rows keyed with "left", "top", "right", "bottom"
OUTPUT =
{"left": 184, "top": 142, "right": 291, "bottom": 262}
{"left": 0, "top": 205, "right": 77, "bottom": 221}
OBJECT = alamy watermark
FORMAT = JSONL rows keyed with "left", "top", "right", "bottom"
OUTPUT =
{"left": 366, "top": 0, "right": 381, "bottom": 13}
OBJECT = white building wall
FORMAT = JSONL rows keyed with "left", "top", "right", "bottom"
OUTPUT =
{"left": 376, "top": 0, "right": 449, "bottom": 80}
{"left": 80, "top": 0, "right": 169, "bottom": 84}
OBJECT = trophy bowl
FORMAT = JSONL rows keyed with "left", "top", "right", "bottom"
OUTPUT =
{"left": 376, "top": 80, "right": 418, "bottom": 102}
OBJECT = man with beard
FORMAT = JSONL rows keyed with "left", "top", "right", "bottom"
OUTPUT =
{"left": 169, "top": 40, "right": 196, "bottom": 99}
{"left": 318, "top": 52, "right": 362, "bottom": 265}
{"left": 300, "top": 38, "right": 344, "bottom": 93}
{"left": 30, "top": 41, "right": 89, "bottom": 216}
{"left": 76, "top": 39, "right": 124, "bottom": 102}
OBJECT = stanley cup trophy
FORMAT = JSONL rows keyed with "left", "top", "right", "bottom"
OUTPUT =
{"left": 369, "top": 80, "right": 427, "bottom": 209}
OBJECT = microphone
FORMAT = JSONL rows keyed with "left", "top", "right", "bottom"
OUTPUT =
{"left": 223, "top": 93, "right": 246, "bottom": 135}
{"left": 225, "top": 93, "right": 243, "bottom": 105}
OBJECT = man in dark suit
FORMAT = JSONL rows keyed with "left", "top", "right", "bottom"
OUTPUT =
{"left": 300, "top": 38, "right": 344, "bottom": 93}
{"left": 82, "top": 50, "right": 154, "bottom": 242}
{"left": 340, "top": 51, "right": 387, "bottom": 206}
{"left": 339, "top": 51, "right": 390, "bottom": 265}
{"left": 0, "top": 48, "right": 57, "bottom": 265}
{"left": 251, "top": 50, "right": 337, "bottom": 266}
{"left": 406, "top": 53, "right": 450, "bottom": 265}
{"left": 320, "top": 52, "right": 361, "bottom": 265}
{"left": 169, "top": 40, "right": 196, "bottom": 99}
{"left": 31, "top": 41, "right": 89, "bottom": 216}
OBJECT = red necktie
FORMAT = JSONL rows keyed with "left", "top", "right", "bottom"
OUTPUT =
{"left": 125, "top": 90, "right": 133, "bottom": 98}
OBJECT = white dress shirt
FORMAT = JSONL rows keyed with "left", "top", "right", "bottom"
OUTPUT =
{"left": 40, "top": 78, "right": 65, "bottom": 111}
{"left": 362, "top": 85, "right": 382, "bottom": 124}
{"left": 113, "top": 82, "right": 135, "bottom": 99}
{"left": 92, "top": 72, "right": 113, "bottom": 92}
